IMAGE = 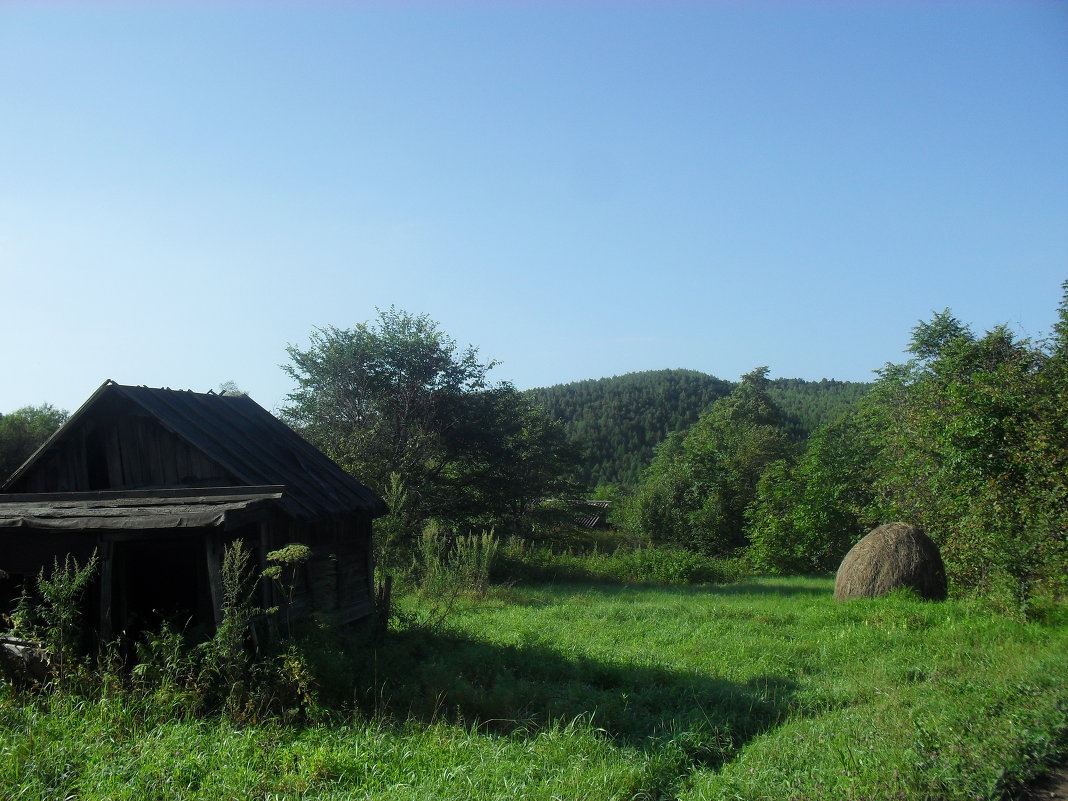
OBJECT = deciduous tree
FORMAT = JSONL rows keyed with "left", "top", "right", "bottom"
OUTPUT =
{"left": 866, "top": 295, "right": 1068, "bottom": 604}
{"left": 620, "top": 368, "right": 797, "bottom": 554}
{"left": 0, "top": 404, "right": 68, "bottom": 483}
{"left": 281, "top": 308, "right": 585, "bottom": 541}
{"left": 282, "top": 308, "right": 493, "bottom": 526}
{"left": 747, "top": 409, "right": 878, "bottom": 574}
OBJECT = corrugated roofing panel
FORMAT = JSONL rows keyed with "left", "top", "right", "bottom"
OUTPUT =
{"left": 110, "top": 385, "right": 386, "bottom": 520}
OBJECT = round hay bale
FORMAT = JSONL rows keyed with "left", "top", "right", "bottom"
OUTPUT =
{"left": 834, "top": 522, "right": 947, "bottom": 601}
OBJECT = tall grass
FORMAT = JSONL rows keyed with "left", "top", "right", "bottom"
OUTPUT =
{"left": 10, "top": 552, "right": 98, "bottom": 688}
{"left": 2, "top": 578, "right": 1066, "bottom": 800}
{"left": 416, "top": 521, "right": 498, "bottom": 599}
{"left": 0, "top": 689, "right": 646, "bottom": 801}
{"left": 494, "top": 539, "right": 745, "bottom": 585}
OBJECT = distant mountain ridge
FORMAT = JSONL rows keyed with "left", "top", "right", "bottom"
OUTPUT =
{"left": 526, "top": 369, "right": 870, "bottom": 488}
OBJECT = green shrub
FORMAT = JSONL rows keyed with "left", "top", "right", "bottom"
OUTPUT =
{"left": 9, "top": 551, "right": 99, "bottom": 689}
{"left": 415, "top": 521, "right": 499, "bottom": 599}
{"left": 494, "top": 541, "right": 741, "bottom": 586}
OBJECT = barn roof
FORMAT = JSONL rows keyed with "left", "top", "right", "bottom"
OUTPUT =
{"left": 2, "top": 381, "right": 387, "bottom": 521}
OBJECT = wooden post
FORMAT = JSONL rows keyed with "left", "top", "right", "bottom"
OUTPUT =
{"left": 98, "top": 539, "right": 114, "bottom": 641}
{"left": 374, "top": 574, "right": 391, "bottom": 639}
{"left": 366, "top": 519, "right": 375, "bottom": 606}
{"left": 204, "top": 533, "right": 224, "bottom": 628}
{"left": 258, "top": 522, "right": 272, "bottom": 612}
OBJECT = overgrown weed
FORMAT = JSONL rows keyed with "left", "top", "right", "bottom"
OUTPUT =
{"left": 494, "top": 538, "right": 745, "bottom": 586}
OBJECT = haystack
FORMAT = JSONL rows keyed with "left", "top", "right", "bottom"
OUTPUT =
{"left": 834, "top": 522, "right": 947, "bottom": 601}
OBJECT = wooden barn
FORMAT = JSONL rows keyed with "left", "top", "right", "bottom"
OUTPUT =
{"left": 0, "top": 380, "right": 387, "bottom": 641}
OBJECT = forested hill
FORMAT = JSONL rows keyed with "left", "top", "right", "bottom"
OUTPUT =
{"left": 767, "top": 377, "right": 873, "bottom": 439}
{"left": 527, "top": 370, "right": 732, "bottom": 488}
{"left": 527, "top": 370, "right": 870, "bottom": 488}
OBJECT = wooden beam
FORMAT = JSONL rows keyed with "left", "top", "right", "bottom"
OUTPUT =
{"left": 98, "top": 540, "right": 114, "bottom": 642}
{"left": 259, "top": 522, "right": 273, "bottom": 612}
{"left": 0, "top": 485, "right": 285, "bottom": 504}
{"left": 204, "top": 533, "right": 224, "bottom": 628}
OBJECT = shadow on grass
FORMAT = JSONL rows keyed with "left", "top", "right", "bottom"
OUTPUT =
{"left": 338, "top": 624, "right": 795, "bottom": 772}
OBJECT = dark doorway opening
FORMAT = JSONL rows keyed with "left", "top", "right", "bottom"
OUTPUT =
{"left": 112, "top": 536, "right": 212, "bottom": 640}
{"left": 0, "top": 573, "right": 25, "bottom": 621}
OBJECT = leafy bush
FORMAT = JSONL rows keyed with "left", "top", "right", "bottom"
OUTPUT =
{"left": 8, "top": 552, "right": 99, "bottom": 687}
{"left": 494, "top": 540, "right": 741, "bottom": 586}
{"left": 861, "top": 294, "right": 1068, "bottom": 607}
{"left": 745, "top": 286, "right": 1068, "bottom": 607}
{"left": 747, "top": 410, "right": 878, "bottom": 575}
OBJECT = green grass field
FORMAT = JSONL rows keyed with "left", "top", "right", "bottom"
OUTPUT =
{"left": 2, "top": 577, "right": 1066, "bottom": 800}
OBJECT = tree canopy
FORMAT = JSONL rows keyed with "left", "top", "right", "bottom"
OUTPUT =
{"left": 746, "top": 284, "right": 1068, "bottom": 605}
{"left": 281, "top": 308, "right": 584, "bottom": 542}
{"left": 617, "top": 367, "right": 798, "bottom": 554}
{"left": 0, "top": 404, "right": 69, "bottom": 484}
{"left": 861, "top": 296, "right": 1068, "bottom": 604}
{"left": 282, "top": 308, "right": 494, "bottom": 503}
{"left": 528, "top": 369, "right": 869, "bottom": 488}
{"left": 746, "top": 408, "right": 879, "bottom": 574}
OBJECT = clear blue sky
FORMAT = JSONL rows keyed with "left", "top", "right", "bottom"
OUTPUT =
{"left": 2, "top": 2, "right": 1066, "bottom": 415}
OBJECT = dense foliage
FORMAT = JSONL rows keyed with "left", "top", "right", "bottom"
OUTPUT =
{"left": 747, "top": 285, "right": 1068, "bottom": 604}
{"left": 617, "top": 368, "right": 799, "bottom": 554}
{"left": 746, "top": 409, "right": 879, "bottom": 574}
{"left": 766, "top": 377, "right": 872, "bottom": 438}
{"left": 862, "top": 295, "right": 1068, "bottom": 604}
{"left": 0, "top": 404, "right": 68, "bottom": 484}
{"left": 527, "top": 369, "right": 733, "bottom": 488}
{"left": 281, "top": 308, "right": 584, "bottom": 543}
{"left": 528, "top": 370, "right": 868, "bottom": 488}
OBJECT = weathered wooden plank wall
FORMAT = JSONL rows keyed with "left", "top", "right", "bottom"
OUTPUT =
{"left": 12, "top": 414, "right": 234, "bottom": 493}
{"left": 261, "top": 518, "right": 372, "bottom": 625}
